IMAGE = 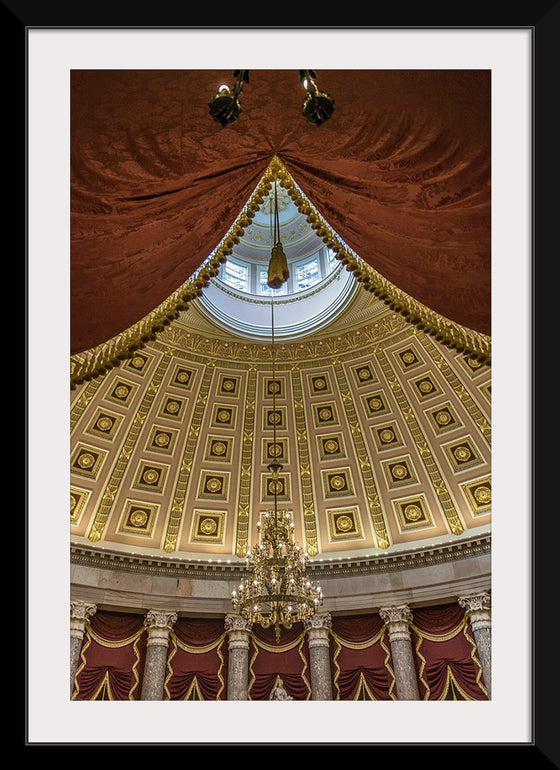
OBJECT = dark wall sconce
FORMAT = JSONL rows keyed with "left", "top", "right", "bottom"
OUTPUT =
{"left": 209, "top": 70, "right": 334, "bottom": 127}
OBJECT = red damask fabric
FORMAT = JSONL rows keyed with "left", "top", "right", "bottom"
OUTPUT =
{"left": 164, "top": 618, "right": 227, "bottom": 701}
{"left": 71, "top": 69, "right": 491, "bottom": 354}
{"left": 72, "top": 610, "right": 147, "bottom": 701}
{"left": 331, "top": 614, "right": 395, "bottom": 700}
{"left": 248, "top": 624, "right": 311, "bottom": 701}
{"left": 411, "top": 603, "right": 488, "bottom": 700}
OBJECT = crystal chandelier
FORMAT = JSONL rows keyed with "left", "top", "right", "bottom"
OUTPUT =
{"left": 231, "top": 187, "right": 323, "bottom": 640}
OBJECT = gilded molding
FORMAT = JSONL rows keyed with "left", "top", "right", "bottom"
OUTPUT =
{"left": 70, "top": 157, "right": 490, "bottom": 387}
{"left": 291, "top": 367, "right": 319, "bottom": 556}
{"left": 87, "top": 354, "right": 169, "bottom": 543}
{"left": 332, "top": 360, "right": 391, "bottom": 549}
{"left": 234, "top": 368, "right": 257, "bottom": 557}
{"left": 70, "top": 380, "right": 100, "bottom": 433}
{"left": 163, "top": 361, "right": 214, "bottom": 553}
{"left": 375, "top": 347, "right": 465, "bottom": 537}
{"left": 419, "top": 334, "right": 491, "bottom": 446}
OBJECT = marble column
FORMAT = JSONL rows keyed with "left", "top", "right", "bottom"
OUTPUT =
{"left": 458, "top": 591, "right": 492, "bottom": 698}
{"left": 225, "top": 614, "right": 253, "bottom": 700}
{"left": 379, "top": 605, "right": 420, "bottom": 701}
{"left": 140, "top": 609, "right": 178, "bottom": 701}
{"left": 304, "top": 612, "right": 333, "bottom": 700}
{"left": 70, "top": 600, "right": 97, "bottom": 696}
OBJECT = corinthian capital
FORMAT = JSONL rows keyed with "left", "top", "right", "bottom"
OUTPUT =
{"left": 144, "top": 609, "right": 178, "bottom": 632}
{"left": 458, "top": 592, "right": 491, "bottom": 632}
{"left": 379, "top": 605, "right": 414, "bottom": 642}
{"left": 224, "top": 613, "right": 253, "bottom": 634}
{"left": 458, "top": 592, "right": 491, "bottom": 614}
{"left": 70, "top": 600, "right": 97, "bottom": 623}
{"left": 70, "top": 600, "right": 97, "bottom": 639}
{"left": 379, "top": 605, "right": 413, "bottom": 626}
{"left": 304, "top": 612, "right": 332, "bottom": 632}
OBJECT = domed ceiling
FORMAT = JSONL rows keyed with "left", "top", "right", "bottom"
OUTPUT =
{"left": 70, "top": 187, "right": 491, "bottom": 570}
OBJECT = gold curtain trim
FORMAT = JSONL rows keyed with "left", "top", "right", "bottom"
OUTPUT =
{"left": 331, "top": 636, "right": 341, "bottom": 700}
{"left": 331, "top": 627, "right": 397, "bottom": 701}
{"left": 298, "top": 636, "right": 312, "bottom": 700}
{"left": 163, "top": 635, "right": 177, "bottom": 699}
{"left": 463, "top": 621, "right": 489, "bottom": 698}
{"left": 87, "top": 626, "right": 145, "bottom": 649}
{"left": 251, "top": 629, "right": 307, "bottom": 654}
{"left": 70, "top": 156, "right": 490, "bottom": 387}
{"left": 91, "top": 671, "right": 113, "bottom": 701}
{"left": 380, "top": 628, "right": 398, "bottom": 701}
{"left": 440, "top": 667, "right": 476, "bottom": 701}
{"left": 216, "top": 637, "right": 226, "bottom": 701}
{"left": 164, "top": 634, "right": 226, "bottom": 700}
{"left": 410, "top": 620, "right": 465, "bottom": 644}
{"left": 330, "top": 628, "right": 384, "bottom": 650}
{"left": 71, "top": 627, "right": 141, "bottom": 700}
{"left": 172, "top": 631, "right": 226, "bottom": 655}
{"left": 248, "top": 630, "right": 310, "bottom": 700}
{"left": 413, "top": 618, "right": 488, "bottom": 700}
{"left": 71, "top": 629, "right": 92, "bottom": 700}
{"left": 129, "top": 633, "right": 142, "bottom": 700}
{"left": 414, "top": 630, "right": 431, "bottom": 700}
{"left": 355, "top": 671, "right": 375, "bottom": 701}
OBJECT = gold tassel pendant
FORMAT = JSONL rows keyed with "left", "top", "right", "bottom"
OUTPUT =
{"left": 268, "top": 242, "right": 290, "bottom": 289}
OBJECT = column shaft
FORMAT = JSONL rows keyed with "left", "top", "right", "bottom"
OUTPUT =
{"left": 304, "top": 613, "right": 333, "bottom": 700}
{"left": 70, "top": 600, "right": 97, "bottom": 697}
{"left": 225, "top": 615, "right": 252, "bottom": 700}
{"left": 379, "top": 605, "right": 420, "bottom": 701}
{"left": 459, "top": 593, "right": 491, "bottom": 698}
{"left": 140, "top": 610, "right": 177, "bottom": 701}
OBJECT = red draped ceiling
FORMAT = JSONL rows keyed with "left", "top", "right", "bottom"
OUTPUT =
{"left": 71, "top": 69, "right": 491, "bottom": 355}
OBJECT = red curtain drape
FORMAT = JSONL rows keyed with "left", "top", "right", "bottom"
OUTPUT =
{"left": 331, "top": 614, "right": 396, "bottom": 700}
{"left": 71, "top": 69, "right": 491, "bottom": 354}
{"left": 72, "top": 610, "right": 147, "bottom": 701}
{"left": 410, "top": 603, "right": 489, "bottom": 700}
{"left": 164, "top": 618, "right": 227, "bottom": 701}
{"left": 248, "top": 624, "right": 311, "bottom": 701}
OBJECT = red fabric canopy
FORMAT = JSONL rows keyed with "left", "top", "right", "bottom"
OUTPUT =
{"left": 71, "top": 69, "right": 490, "bottom": 355}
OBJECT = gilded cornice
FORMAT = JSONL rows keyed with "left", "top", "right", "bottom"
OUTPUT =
{"left": 70, "top": 532, "right": 491, "bottom": 580}
{"left": 162, "top": 313, "right": 408, "bottom": 362}
{"left": 70, "top": 157, "right": 491, "bottom": 388}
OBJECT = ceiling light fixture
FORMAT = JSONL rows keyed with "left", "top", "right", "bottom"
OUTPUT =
{"left": 208, "top": 69, "right": 249, "bottom": 126}
{"left": 299, "top": 70, "right": 335, "bottom": 126}
{"left": 209, "top": 71, "right": 334, "bottom": 127}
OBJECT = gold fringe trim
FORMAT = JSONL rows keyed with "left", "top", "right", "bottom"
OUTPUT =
{"left": 87, "top": 627, "right": 144, "bottom": 649}
{"left": 173, "top": 631, "right": 226, "bottom": 655}
{"left": 380, "top": 627, "right": 398, "bottom": 701}
{"left": 70, "top": 156, "right": 490, "bottom": 388}
{"left": 414, "top": 629, "right": 430, "bottom": 700}
{"left": 71, "top": 628, "right": 92, "bottom": 700}
{"left": 463, "top": 620, "right": 489, "bottom": 698}
{"left": 330, "top": 628, "right": 384, "bottom": 650}
{"left": 410, "top": 620, "right": 464, "bottom": 644}
{"left": 163, "top": 634, "right": 177, "bottom": 700}
{"left": 271, "top": 157, "right": 491, "bottom": 365}
{"left": 69, "top": 169, "right": 276, "bottom": 388}
{"left": 251, "top": 629, "right": 306, "bottom": 654}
